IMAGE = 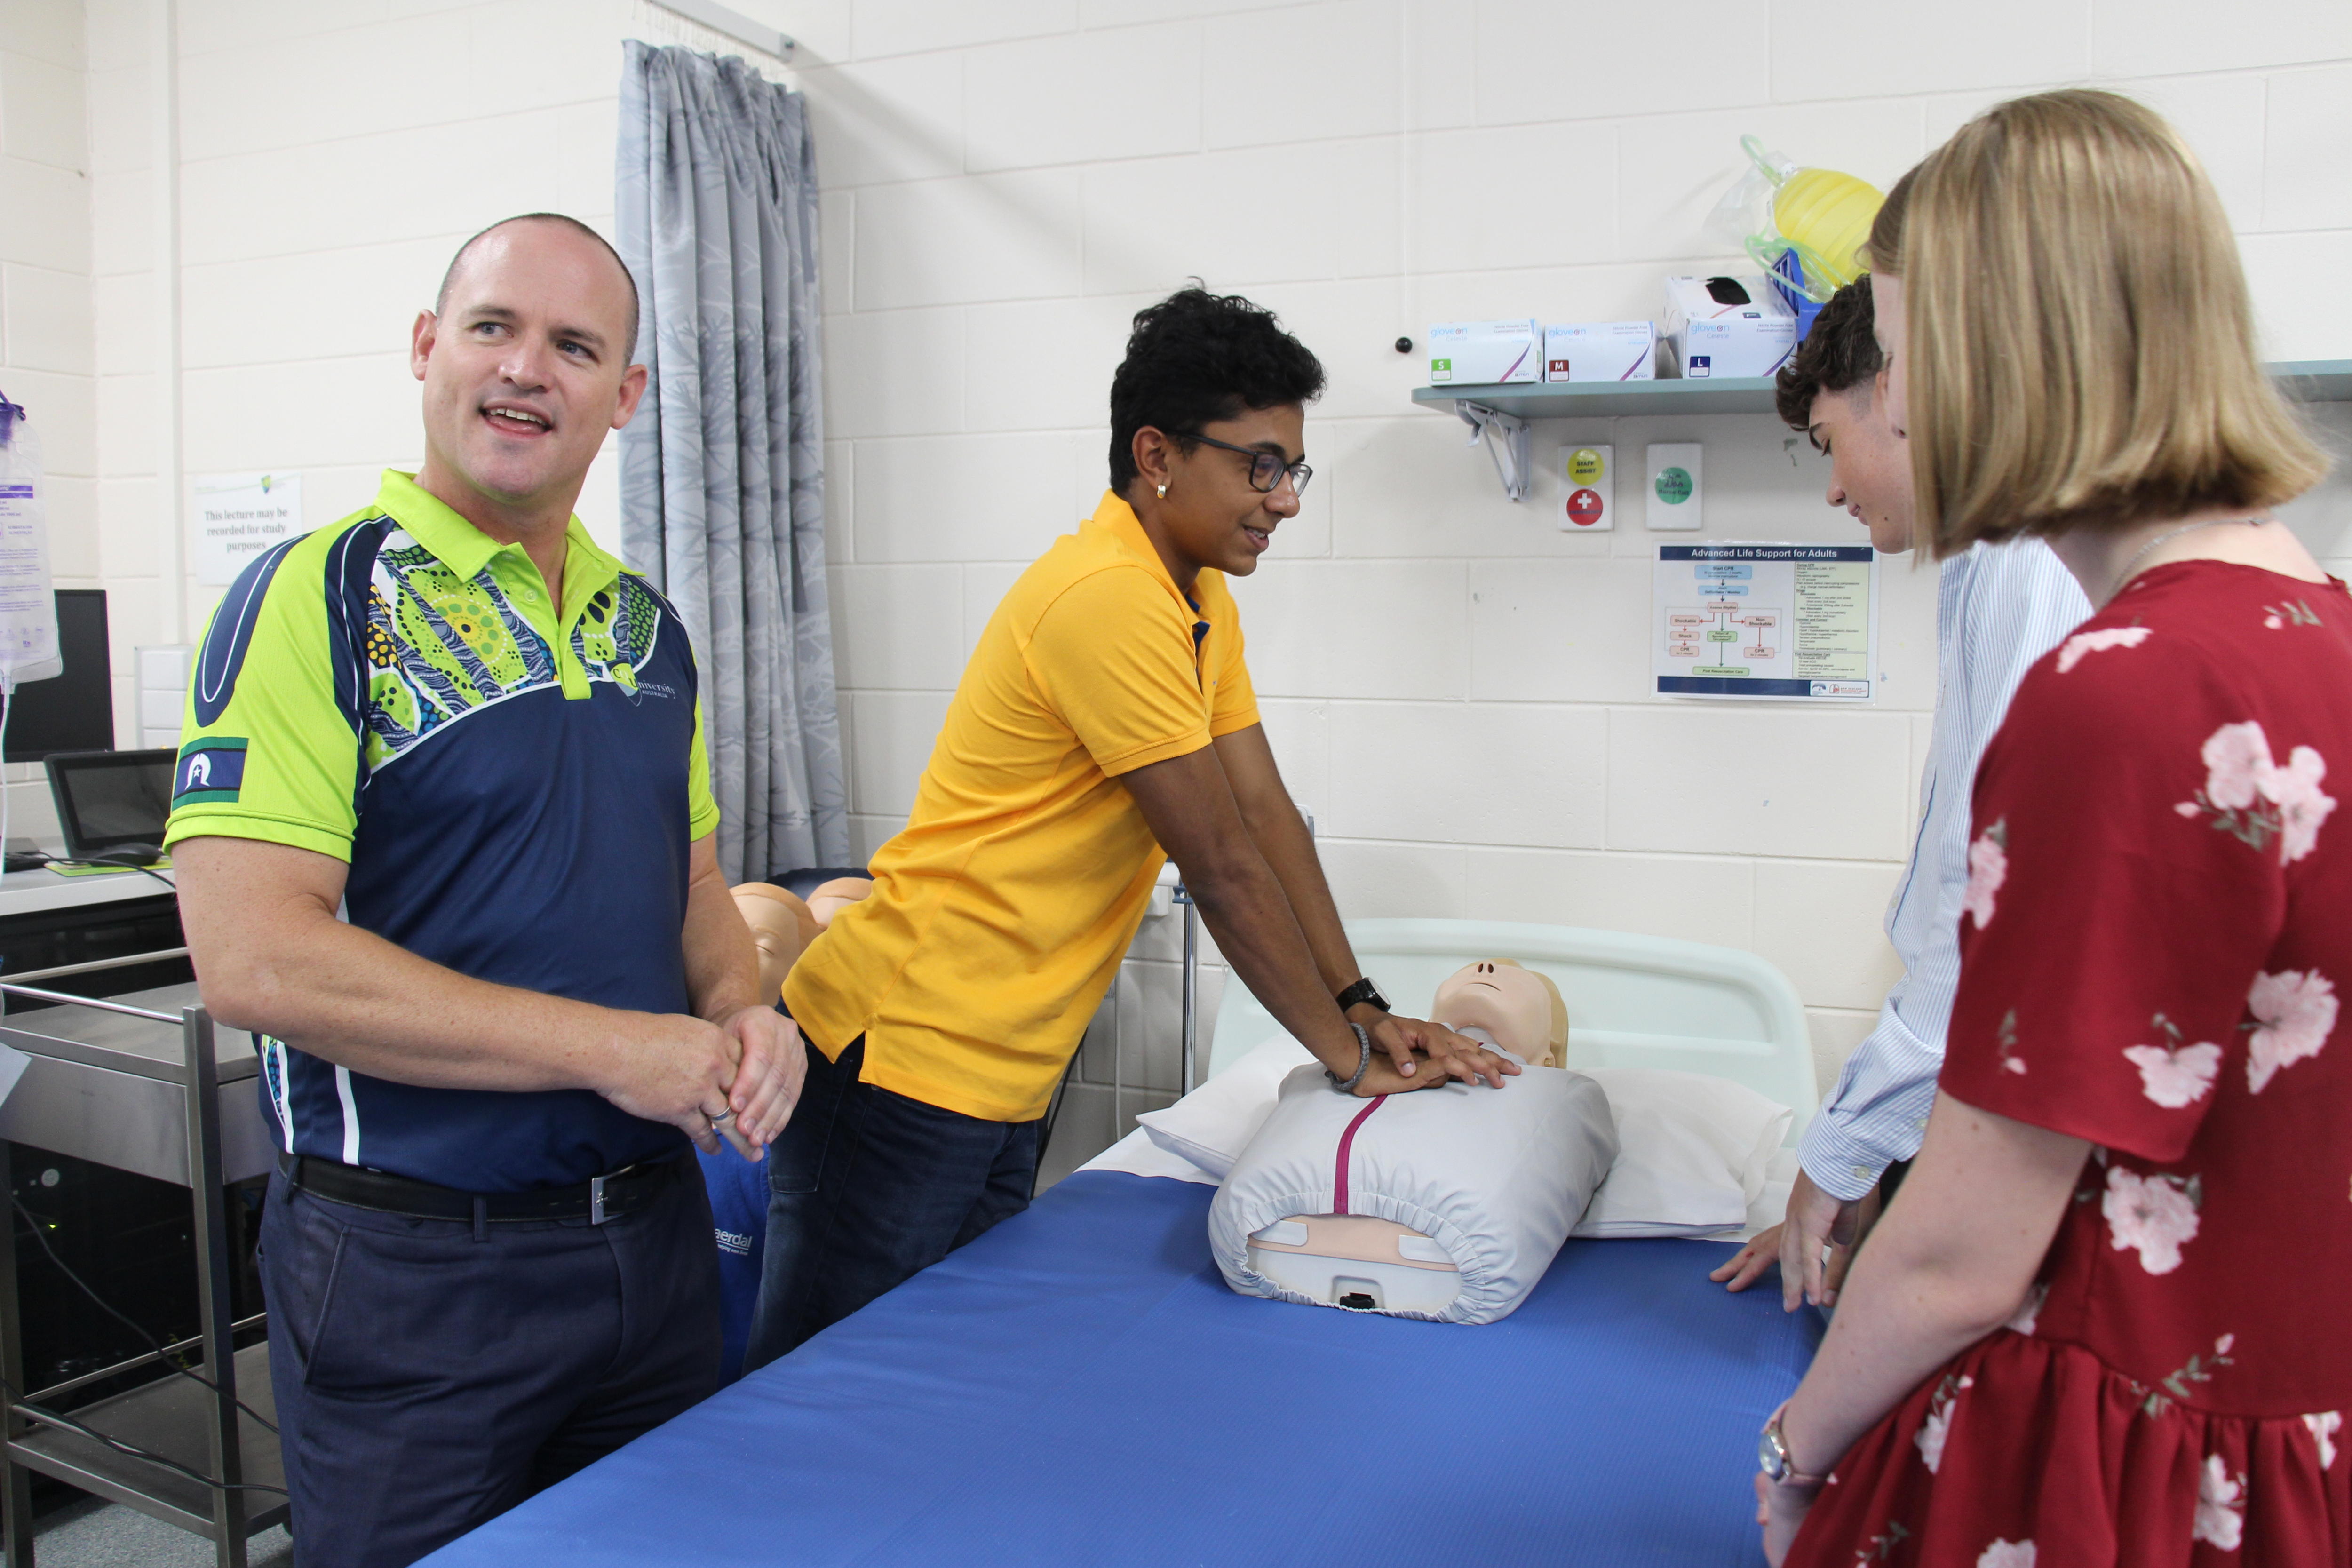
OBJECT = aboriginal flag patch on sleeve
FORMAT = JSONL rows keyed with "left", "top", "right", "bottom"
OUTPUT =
{"left": 175, "top": 739, "right": 248, "bottom": 805}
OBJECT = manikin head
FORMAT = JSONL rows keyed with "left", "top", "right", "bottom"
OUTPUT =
{"left": 1774, "top": 276, "right": 1912, "bottom": 555}
{"left": 731, "top": 883, "right": 818, "bottom": 1000}
{"left": 804, "top": 876, "right": 874, "bottom": 929}
{"left": 1430, "top": 960, "right": 1569, "bottom": 1068}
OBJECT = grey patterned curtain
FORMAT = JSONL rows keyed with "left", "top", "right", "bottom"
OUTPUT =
{"left": 616, "top": 41, "right": 847, "bottom": 882}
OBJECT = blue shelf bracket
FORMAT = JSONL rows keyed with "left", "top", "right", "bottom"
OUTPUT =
{"left": 1454, "top": 399, "right": 1533, "bottom": 502}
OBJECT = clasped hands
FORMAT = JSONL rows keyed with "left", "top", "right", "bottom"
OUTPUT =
{"left": 604, "top": 1003, "right": 806, "bottom": 1161}
{"left": 1341, "top": 1009, "right": 1520, "bottom": 1096}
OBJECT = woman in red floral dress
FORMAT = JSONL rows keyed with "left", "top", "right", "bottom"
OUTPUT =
{"left": 1758, "top": 90, "right": 2344, "bottom": 1567}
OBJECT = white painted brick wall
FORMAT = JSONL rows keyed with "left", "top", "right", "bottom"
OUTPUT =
{"left": 790, "top": 0, "right": 2352, "bottom": 1175}
{"left": 77, "top": 0, "right": 795, "bottom": 727}
{"left": 1, "top": 0, "right": 96, "bottom": 834}
{"left": 34, "top": 0, "right": 2352, "bottom": 1181}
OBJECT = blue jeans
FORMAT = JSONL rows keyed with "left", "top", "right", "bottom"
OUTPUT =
{"left": 259, "top": 1158, "right": 719, "bottom": 1568}
{"left": 743, "top": 1035, "right": 1040, "bottom": 1372}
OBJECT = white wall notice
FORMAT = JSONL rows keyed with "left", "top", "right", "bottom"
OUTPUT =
{"left": 0, "top": 404, "right": 59, "bottom": 685}
{"left": 1653, "top": 542, "right": 1878, "bottom": 701}
{"left": 191, "top": 472, "right": 303, "bottom": 586}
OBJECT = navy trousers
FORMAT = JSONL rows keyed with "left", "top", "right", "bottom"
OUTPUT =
{"left": 259, "top": 1157, "right": 720, "bottom": 1568}
{"left": 742, "top": 1035, "right": 1040, "bottom": 1373}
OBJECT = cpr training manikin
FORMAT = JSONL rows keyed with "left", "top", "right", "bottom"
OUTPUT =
{"left": 731, "top": 876, "right": 875, "bottom": 1001}
{"left": 803, "top": 876, "right": 874, "bottom": 931}
{"left": 731, "top": 883, "right": 821, "bottom": 1001}
{"left": 1209, "top": 962, "right": 1618, "bottom": 1325}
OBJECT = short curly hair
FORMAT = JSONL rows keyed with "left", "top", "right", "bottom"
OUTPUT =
{"left": 1107, "top": 287, "right": 1326, "bottom": 493}
{"left": 1773, "top": 276, "right": 1881, "bottom": 433}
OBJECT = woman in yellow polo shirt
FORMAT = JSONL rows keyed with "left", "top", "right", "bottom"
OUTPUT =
{"left": 745, "top": 287, "right": 1515, "bottom": 1369}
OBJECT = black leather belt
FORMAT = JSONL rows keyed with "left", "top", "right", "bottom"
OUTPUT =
{"left": 278, "top": 1150, "right": 687, "bottom": 1225}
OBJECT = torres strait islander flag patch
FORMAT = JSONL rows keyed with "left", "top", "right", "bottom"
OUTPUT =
{"left": 174, "top": 738, "right": 248, "bottom": 805}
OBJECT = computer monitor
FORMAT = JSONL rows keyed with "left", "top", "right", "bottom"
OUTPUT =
{"left": 5, "top": 590, "right": 113, "bottom": 763}
{"left": 44, "top": 749, "right": 174, "bottom": 861}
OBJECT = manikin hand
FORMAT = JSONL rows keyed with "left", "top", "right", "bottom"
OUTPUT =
{"left": 708, "top": 1004, "right": 805, "bottom": 1158}
{"left": 1356, "top": 1012, "right": 1519, "bottom": 1093}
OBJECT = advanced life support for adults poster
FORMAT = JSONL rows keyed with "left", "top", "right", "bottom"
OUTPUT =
{"left": 1652, "top": 542, "right": 1879, "bottom": 701}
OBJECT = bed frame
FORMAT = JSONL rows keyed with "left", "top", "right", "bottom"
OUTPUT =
{"left": 1205, "top": 918, "right": 1817, "bottom": 1143}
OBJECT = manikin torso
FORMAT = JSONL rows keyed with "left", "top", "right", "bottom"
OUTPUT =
{"left": 1245, "top": 961, "right": 1570, "bottom": 1309}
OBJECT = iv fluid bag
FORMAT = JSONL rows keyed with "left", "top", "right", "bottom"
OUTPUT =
{"left": 0, "top": 409, "right": 59, "bottom": 687}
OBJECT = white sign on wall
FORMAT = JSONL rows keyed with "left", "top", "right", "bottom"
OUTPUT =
{"left": 191, "top": 471, "right": 303, "bottom": 586}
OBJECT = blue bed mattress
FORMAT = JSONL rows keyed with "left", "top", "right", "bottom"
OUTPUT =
{"left": 423, "top": 1170, "right": 1822, "bottom": 1567}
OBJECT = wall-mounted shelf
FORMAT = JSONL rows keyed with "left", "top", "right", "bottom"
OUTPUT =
{"left": 1412, "top": 376, "right": 1780, "bottom": 420}
{"left": 1413, "top": 359, "right": 2352, "bottom": 423}
{"left": 2273, "top": 360, "right": 2352, "bottom": 403}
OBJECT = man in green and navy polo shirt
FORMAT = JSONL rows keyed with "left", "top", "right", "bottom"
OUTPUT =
{"left": 167, "top": 214, "right": 800, "bottom": 1568}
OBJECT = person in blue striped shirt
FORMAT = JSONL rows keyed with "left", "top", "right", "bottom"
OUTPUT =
{"left": 1711, "top": 269, "right": 2090, "bottom": 1308}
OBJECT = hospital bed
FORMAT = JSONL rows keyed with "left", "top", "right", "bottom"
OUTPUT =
{"left": 1203, "top": 919, "right": 1814, "bottom": 1135}
{"left": 422, "top": 921, "right": 1824, "bottom": 1568}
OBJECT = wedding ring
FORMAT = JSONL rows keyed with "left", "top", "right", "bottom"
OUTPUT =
{"left": 709, "top": 1107, "right": 733, "bottom": 1126}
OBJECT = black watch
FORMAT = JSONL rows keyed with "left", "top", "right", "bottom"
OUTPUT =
{"left": 1335, "top": 976, "right": 1390, "bottom": 1015}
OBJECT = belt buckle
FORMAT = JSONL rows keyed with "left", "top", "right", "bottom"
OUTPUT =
{"left": 590, "top": 1174, "right": 609, "bottom": 1226}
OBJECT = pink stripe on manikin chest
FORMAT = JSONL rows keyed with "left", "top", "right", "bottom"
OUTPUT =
{"left": 1332, "top": 1095, "right": 1389, "bottom": 1215}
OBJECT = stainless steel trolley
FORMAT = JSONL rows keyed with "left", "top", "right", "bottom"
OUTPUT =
{"left": 0, "top": 960, "right": 280, "bottom": 1568}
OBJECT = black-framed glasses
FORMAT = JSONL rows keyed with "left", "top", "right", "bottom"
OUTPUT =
{"left": 1177, "top": 431, "right": 1313, "bottom": 496}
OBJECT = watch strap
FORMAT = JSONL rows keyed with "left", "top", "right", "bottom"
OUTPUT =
{"left": 1759, "top": 1404, "right": 1828, "bottom": 1489}
{"left": 1335, "top": 977, "right": 1388, "bottom": 1014}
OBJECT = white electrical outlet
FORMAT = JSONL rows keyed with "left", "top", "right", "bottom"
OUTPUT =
{"left": 1646, "top": 443, "right": 1703, "bottom": 531}
{"left": 1561, "top": 444, "right": 1614, "bottom": 532}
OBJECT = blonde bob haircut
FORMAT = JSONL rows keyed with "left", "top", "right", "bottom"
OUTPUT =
{"left": 1894, "top": 89, "right": 2327, "bottom": 558}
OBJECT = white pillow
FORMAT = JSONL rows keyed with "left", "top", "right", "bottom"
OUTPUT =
{"left": 1571, "top": 1067, "right": 1792, "bottom": 1238}
{"left": 1136, "top": 1036, "right": 1314, "bottom": 1178}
